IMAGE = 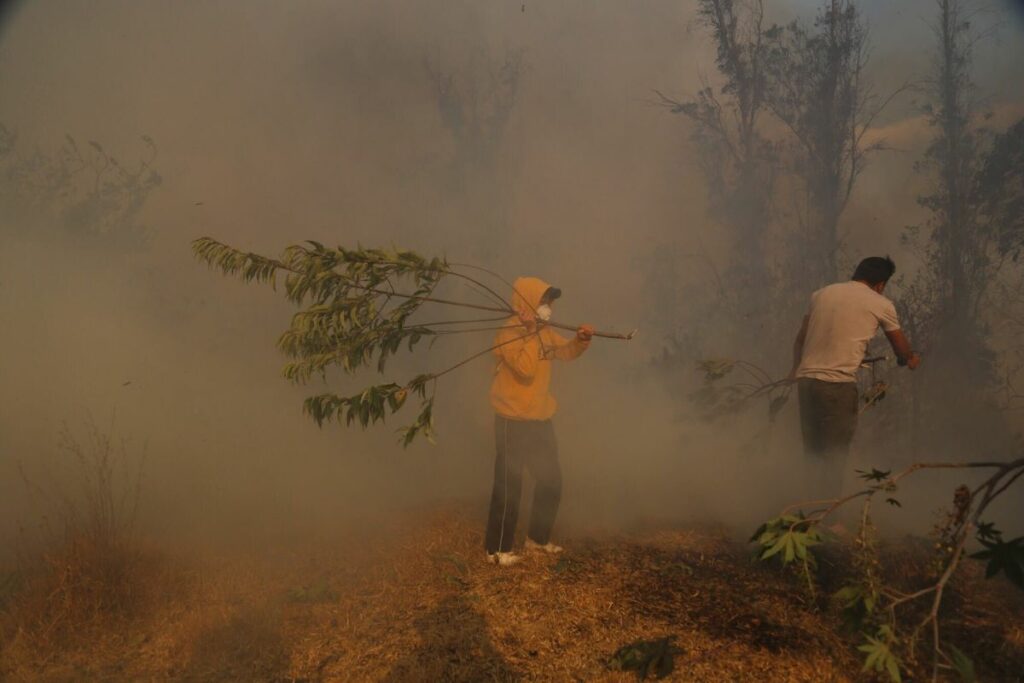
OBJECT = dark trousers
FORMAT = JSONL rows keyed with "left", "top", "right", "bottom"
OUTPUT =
{"left": 484, "top": 416, "right": 562, "bottom": 553}
{"left": 798, "top": 378, "right": 858, "bottom": 498}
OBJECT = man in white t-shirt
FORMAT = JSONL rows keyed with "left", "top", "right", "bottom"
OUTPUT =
{"left": 788, "top": 257, "right": 921, "bottom": 497}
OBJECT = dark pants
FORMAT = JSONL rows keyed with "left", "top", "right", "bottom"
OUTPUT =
{"left": 798, "top": 378, "right": 858, "bottom": 498}
{"left": 484, "top": 416, "right": 562, "bottom": 553}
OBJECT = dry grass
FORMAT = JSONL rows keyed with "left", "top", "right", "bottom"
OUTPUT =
{"left": 0, "top": 539, "right": 168, "bottom": 676}
{"left": 292, "top": 507, "right": 859, "bottom": 682}
{"left": 2, "top": 502, "right": 1022, "bottom": 682}
{"left": 0, "top": 418, "right": 151, "bottom": 676}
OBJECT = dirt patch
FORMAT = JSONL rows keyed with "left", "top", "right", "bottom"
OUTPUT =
{"left": 181, "top": 603, "right": 290, "bottom": 681}
{"left": 2, "top": 502, "right": 1021, "bottom": 681}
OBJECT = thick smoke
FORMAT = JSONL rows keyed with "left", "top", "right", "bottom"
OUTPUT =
{"left": 1, "top": 0, "right": 1023, "bottom": 560}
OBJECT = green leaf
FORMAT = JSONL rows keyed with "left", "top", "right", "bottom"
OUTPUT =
{"left": 949, "top": 645, "right": 976, "bottom": 682}
{"left": 761, "top": 535, "right": 788, "bottom": 560}
{"left": 833, "top": 585, "right": 863, "bottom": 607}
{"left": 753, "top": 517, "right": 819, "bottom": 568}
{"left": 858, "top": 634, "right": 901, "bottom": 682}
{"left": 975, "top": 521, "right": 1001, "bottom": 542}
{"left": 783, "top": 535, "right": 796, "bottom": 563}
{"left": 884, "top": 654, "right": 901, "bottom": 682}
{"left": 855, "top": 468, "right": 891, "bottom": 482}
{"left": 969, "top": 536, "right": 1024, "bottom": 589}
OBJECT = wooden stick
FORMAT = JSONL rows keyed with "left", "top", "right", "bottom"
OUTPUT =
{"left": 544, "top": 321, "right": 638, "bottom": 340}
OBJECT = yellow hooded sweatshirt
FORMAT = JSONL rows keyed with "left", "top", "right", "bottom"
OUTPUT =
{"left": 489, "top": 276, "right": 590, "bottom": 420}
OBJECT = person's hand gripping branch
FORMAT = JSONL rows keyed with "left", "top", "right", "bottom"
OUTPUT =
{"left": 520, "top": 308, "right": 593, "bottom": 343}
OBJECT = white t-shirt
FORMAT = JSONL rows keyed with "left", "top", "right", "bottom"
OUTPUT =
{"left": 796, "top": 281, "right": 901, "bottom": 383}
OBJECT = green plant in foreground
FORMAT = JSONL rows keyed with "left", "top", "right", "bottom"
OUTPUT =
{"left": 749, "top": 512, "right": 824, "bottom": 597}
{"left": 858, "top": 625, "right": 902, "bottom": 682}
{"left": 752, "top": 458, "right": 1024, "bottom": 682}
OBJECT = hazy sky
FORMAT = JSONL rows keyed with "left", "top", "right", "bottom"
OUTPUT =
{"left": 1, "top": 1, "right": 1021, "bottom": 260}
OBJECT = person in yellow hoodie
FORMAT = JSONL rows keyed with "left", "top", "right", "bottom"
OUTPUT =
{"left": 485, "top": 276, "right": 594, "bottom": 566}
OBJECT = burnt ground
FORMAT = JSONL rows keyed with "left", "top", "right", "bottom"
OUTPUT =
{"left": 2, "top": 503, "right": 1022, "bottom": 682}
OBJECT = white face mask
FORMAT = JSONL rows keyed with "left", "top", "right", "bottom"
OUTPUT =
{"left": 536, "top": 304, "right": 553, "bottom": 322}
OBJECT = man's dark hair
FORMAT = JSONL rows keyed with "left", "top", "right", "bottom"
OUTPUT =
{"left": 852, "top": 256, "right": 896, "bottom": 286}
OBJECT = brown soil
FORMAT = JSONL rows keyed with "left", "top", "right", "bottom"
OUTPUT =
{"left": 1, "top": 503, "right": 1021, "bottom": 682}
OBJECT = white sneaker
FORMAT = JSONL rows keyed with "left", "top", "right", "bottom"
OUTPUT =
{"left": 525, "top": 538, "right": 563, "bottom": 554}
{"left": 487, "top": 551, "right": 522, "bottom": 566}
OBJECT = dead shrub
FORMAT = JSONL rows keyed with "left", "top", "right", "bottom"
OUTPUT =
{"left": 2, "top": 417, "right": 148, "bottom": 650}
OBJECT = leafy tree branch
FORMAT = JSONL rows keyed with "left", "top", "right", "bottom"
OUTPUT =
{"left": 192, "top": 237, "right": 633, "bottom": 445}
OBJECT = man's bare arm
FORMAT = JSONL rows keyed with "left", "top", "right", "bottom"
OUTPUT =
{"left": 789, "top": 315, "right": 809, "bottom": 379}
{"left": 884, "top": 329, "right": 921, "bottom": 369}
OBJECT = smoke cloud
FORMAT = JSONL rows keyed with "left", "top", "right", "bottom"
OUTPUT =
{"left": 2, "top": 0, "right": 1023, "bottom": 560}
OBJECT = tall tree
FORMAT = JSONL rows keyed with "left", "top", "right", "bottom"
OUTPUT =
{"left": 656, "top": 0, "right": 779, "bottom": 361}
{"left": 899, "top": 0, "right": 1024, "bottom": 453}
{"left": 765, "top": 0, "right": 898, "bottom": 293}
{"left": 918, "top": 0, "right": 987, "bottom": 381}
{"left": 972, "top": 118, "right": 1024, "bottom": 418}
